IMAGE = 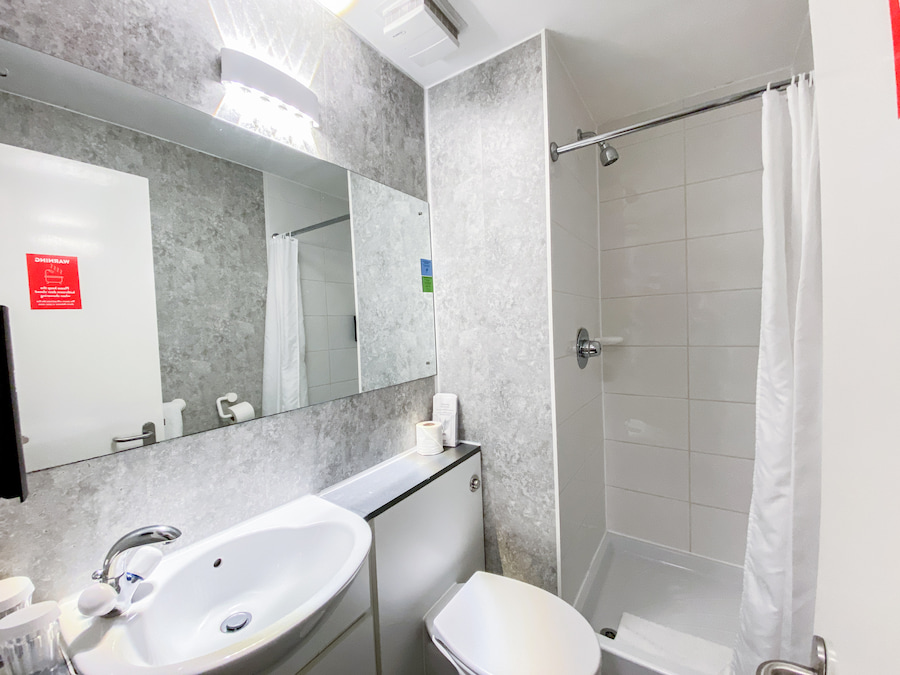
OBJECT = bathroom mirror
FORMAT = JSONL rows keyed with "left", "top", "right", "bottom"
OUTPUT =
{"left": 0, "top": 39, "right": 436, "bottom": 472}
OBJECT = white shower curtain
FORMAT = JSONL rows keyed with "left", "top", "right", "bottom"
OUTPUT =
{"left": 732, "top": 77, "right": 822, "bottom": 674}
{"left": 262, "top": 235, "right": 309, "bottom": 415}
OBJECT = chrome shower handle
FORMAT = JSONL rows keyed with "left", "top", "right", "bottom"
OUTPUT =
{"left": 576, "top": 328, "right": 601, "bottom": 369}
{"left": 578, "top": 339, "right": 601, "bottom": 357}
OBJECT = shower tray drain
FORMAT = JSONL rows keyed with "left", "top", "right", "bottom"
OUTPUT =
{"left": 220, "top": 611, "right": 252, "bottom": 633}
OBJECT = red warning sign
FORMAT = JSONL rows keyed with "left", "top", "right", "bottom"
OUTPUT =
{"left": 892, "top": 0, "right": 900, "bottom": 117}
{"left": 26, "top": 254, "right": 82, "bottom": 310}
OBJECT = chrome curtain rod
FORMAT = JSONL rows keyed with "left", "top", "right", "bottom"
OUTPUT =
{"left": 272, "top": 213, "right": 351, "bottom": 239}
{"left": 550, "top": 76, "right": 800, "bottom": 162}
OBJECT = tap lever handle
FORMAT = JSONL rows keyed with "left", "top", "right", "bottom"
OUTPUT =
{"left": 126, "top": 547, "right": 163, "bottom": 579}
{"left": 77, "top": 583, "right": 117, "bottom": 618}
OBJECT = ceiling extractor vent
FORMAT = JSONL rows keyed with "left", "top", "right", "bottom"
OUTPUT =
{"left": 382, "top": 0, "right": 463, "bottom": 67}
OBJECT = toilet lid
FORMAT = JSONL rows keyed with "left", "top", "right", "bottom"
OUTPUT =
{"left": 432, "top": 571, "right": 601, "bottom": 675}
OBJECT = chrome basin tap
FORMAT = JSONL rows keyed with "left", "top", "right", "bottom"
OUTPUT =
{"left": 90, "top": 525, "right": 182, "bottom": 614}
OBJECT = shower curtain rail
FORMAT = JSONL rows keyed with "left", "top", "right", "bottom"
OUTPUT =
{"left": 272, "top": 213, "right": 350, "bottom": 238}
{"left": 550, "top": 75, "right": 804, "bottom": 162}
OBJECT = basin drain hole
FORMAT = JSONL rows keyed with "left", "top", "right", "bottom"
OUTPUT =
{"left": 600, "top": 628, "right": 617, "bottom": 640}
{"left": 221, "top": 611, "right": 252, "bottom": 633}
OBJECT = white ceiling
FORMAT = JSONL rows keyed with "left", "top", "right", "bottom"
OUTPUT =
{"left": 336, "top": 0, "right": 813, "bottom": 127}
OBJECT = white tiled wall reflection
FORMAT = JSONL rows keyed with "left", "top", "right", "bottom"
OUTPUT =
{"left": 264, "top": 174, "right": 360, "bottom": 406}
{"left": 600, "top": 101, "right": 762, "bottom": 565}
{"left": 299, "top": 221, "right": 360, "bottom": 404}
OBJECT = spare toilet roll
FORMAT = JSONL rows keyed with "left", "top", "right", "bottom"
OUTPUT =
{"left": 416, "top": 421, "right": 444, "bottom": 456}
{"left": 229, "top": 401, "right": 256, "bottom": 423}
{"left": 162, "top": 398, "right": 186, "bottom": 439}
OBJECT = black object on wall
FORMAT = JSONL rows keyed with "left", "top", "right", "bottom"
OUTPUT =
{"left": 1, "top": 306, "right": 28, "bottom": 502}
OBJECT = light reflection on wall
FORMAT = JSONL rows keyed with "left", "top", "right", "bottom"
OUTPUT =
{"left": 208, "top": 0, "right": 324, "bottom": 92}
{"left": 209, "top": 1, "right": 325, "bottom": 155}
{"left": 314, "top": 0, "right": 358, "bottom": 16}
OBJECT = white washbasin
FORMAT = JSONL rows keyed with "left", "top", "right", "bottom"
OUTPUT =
{"left": 60, "top": 495, "right": 371, "bottom": 674}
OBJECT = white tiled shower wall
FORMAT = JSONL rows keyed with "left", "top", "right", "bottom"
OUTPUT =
{"left": 599, "top": 100, "right": 763, "bottom": 565}
{"left": 264, "top": 174, "right": 360, "bottom": 404}
{"left": 296, "top": 220, "right": 360, "bottom": 404}
{"left": 546, "top": 35, "right": 607, "bottom": 603}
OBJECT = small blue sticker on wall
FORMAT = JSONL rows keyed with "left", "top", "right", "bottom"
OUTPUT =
{"left": 420, "top": 258, "right": 433, "bottom": 276}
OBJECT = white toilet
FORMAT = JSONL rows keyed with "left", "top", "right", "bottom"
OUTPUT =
{"left": 425, "top": 571, "right": 601, "bottom": 675}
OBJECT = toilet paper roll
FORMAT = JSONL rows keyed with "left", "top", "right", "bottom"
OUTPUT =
{"left": 162, "top": 398, "right": 186, "bottom": 439}
{"left": 416, "top": 421, "right": 444, "bottom": 456}
{"left": 229, "top": 401, "right": 256, "bottom": 423}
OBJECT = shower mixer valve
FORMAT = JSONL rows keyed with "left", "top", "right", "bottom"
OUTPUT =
{"left": 576, "top": 328, "right": 602, "bottom": 369}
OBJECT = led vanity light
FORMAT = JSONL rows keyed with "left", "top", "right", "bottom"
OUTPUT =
{"left": 219, "top": 48, "right": 321, "bottom": 127}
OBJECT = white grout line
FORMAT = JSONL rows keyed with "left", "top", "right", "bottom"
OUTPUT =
{"left": 608, "top": 485, "right": 751, "bottom": 516}
{"left": 682, "top": 123, "right": 694, "bottom": 552}
{"left": 601, "top": 287, "right": 762, "bottom": 300}
{"left": 598, "top": 227, "right": 762, "bottom": 252}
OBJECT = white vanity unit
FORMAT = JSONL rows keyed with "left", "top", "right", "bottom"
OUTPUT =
{"left": 187, "top": 546, "right": 375, "bottom": 675}
{"left": 321, "top": 442, "right": 484, "bottom": 675}
{"left": 57, "top": 443, "right": 482, "bottom": 675}
{"left": 59, "top": 496, "right": 372, "bottom": 675}
{"left": 269, "top": 553, "right": 376, "bottom": 675}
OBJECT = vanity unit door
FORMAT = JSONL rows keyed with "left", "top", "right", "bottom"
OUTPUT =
{"left": 371, "top": 453, "right": 485, "bottom": 675}
{"left": 0, "top": 143, "right": 163, "bottom": 470}
{"left": 297, "top": 615, "right": 377, "bottom": 675}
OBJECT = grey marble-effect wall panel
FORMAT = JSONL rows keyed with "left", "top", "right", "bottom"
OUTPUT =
{"left": 0, "top": 1, "right": 436, "bottom": 599}
{"left": 0, "top": 92, "right": 267, "bottom": 436}
{"left": 0, "top": 376, "right": 434, "bottom": 602}
{"left": 0, "top": 0, "right": 124, "bottom": 78}
{"left": 427, "top": 36, "right": 557, "bottom": 593}
{"left": 349, "top": 173, "right": 436, "bottom": 392}
{"left": 0, "top": 0, "right": 427, "bottom": 200}
{"left": 122, "top": 0, "right": 224, "bottom": 113}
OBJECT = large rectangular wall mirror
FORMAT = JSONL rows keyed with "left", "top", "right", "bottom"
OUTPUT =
{"left": 0, "top": 39, "right": 436, "bottom": 473}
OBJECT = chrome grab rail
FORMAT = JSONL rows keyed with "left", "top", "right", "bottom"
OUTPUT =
{"left": 112, "top": 421, "right": 156, "bottom": 446}
{"left": 757, "top": 664, "right": 815, "bottom": 675}
{"left": 757, "top": 636, "right": 827, "bottom": 675}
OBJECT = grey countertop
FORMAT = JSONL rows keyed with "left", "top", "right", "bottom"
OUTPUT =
{"left": 320, "top": 442, "right": 481, "bottom": 520}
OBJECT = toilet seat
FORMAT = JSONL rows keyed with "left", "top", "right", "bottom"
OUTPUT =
{"left": 430, "top": 571, "right": 601, "bottom": 675}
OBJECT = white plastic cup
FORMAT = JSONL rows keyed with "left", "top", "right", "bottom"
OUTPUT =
{"left": 0, "top": 601, "right": 68, "bottom": 675}
{"left": 0, "top": 578, "right": 36, "bottom": 675}
{"left": 0, "top": 578, "right": 34, "bottom": 620}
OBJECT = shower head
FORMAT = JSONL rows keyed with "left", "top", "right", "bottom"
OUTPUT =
{"left": 598, "top": 141, "right": 619, "bottom": 167}
{"left": 550, "top": 129, "right": 620, "bottom": 165}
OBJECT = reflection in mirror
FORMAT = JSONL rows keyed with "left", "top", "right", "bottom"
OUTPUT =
{"left": 350, "top": 174, "right": 436, "bottom": 391}
{"left": 0, "top": 40, "right": 436, "bottom": 473}
{"left": 263, "top": 172, "right": 359, "bottom": 410}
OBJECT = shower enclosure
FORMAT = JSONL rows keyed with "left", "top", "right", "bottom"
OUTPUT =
{"left": 547, "top": 35, "right": 821, "bottom": 675}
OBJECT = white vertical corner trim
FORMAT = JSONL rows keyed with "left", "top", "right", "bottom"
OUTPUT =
{"left": 423, "top": 82, "right": 441, "bottom": 395}
{"left": 540, "top": 29, "right": 564, "bottom": 598}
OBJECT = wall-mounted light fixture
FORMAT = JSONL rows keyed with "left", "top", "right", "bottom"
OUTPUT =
{"left": 316, "top": 0, "right": 357, "bottom": 16}
{"left": 220, "top": 48, "right": 320, "bottom": 127}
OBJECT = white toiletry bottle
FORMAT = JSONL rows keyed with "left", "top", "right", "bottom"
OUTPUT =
{"left": 432, "top": 393, "right": 459, "bottom": 447}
